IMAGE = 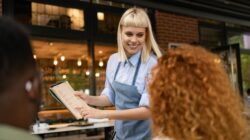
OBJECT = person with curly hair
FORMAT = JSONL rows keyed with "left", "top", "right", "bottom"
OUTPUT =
{"left": 149, "top": 44, "right": 249, "bottom": 140}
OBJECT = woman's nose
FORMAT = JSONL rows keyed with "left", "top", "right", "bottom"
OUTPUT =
{"left": 131, "top": 36, "right": 137, "bottom": 42}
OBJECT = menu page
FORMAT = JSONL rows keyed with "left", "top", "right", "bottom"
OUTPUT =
{"left": 50, "top": 81, "right": 88, "bottom": 120}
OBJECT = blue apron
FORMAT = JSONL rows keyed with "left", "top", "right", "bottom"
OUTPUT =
{"left": 112, "top": 56, "right": 151, "bottom": 140}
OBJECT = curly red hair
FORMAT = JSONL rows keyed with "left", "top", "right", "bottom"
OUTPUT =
{"left": 149, "top": 44, "right": 249, "bottom": 140}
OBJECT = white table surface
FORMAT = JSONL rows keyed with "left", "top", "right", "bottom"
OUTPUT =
{"left": 32, "top": 120, "right": 114, "bottom": 135}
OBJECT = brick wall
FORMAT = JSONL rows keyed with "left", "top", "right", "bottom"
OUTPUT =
{"left": 0, "top": 0, "right": 2, "bottom": 16}
{"left": 155, "top": 11, "right": 199, "bottom": 48}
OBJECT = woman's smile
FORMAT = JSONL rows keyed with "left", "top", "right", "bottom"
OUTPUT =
{"left": 121, "top": 26, "right": 146, "bottom": 57}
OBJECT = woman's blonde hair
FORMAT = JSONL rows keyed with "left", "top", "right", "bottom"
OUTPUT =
{"left": 117, "top": 7, "right": 162, "bottom": 62}
{"left": 149, "top": 44, "right": 249, "bottom": 140}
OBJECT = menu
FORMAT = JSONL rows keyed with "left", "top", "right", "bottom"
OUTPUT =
{"left": 49, "top": 81, "right": 88, "bottom": 120}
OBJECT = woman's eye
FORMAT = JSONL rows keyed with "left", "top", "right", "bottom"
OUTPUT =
{"left": 125, "top": 32, "right": 133, "bottom": 37}
{"left": 137, "top": 33, "right": 144, "bottom": 38}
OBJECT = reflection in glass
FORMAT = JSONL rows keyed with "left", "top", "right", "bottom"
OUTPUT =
{"left": 94, "top": 44, "right": 117, "bottom": 95}
{"left": 31, "top": 2, "right": 84, "bottom": 31}
{"left": 200, "top": 27, "right": 223, "bottom": 48}
{"left": 32, "top": 39, "right": 90, "bottom": 110}
{"left": 93, "top": 0, "right": 130, "bottom": 8}
{"left": 97, "top": 11, "right": 121, "bottom": 34}
{"left": 228, "top": 33, "right": 250, "bottom": 96}
{"left": 212, "top": 45, "right": 241, "bottom": 95}
{"left": 241, "top": 54, "right": 250, "bottom": 96}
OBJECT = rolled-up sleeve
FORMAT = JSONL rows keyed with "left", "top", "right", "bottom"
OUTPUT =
{"left": 139, "top": 91, "right": 149, "bottom": 107}
{"left": 101, "top": 80, "right": 115, "bottom": 105}
{"left": 139, "top": 55, "right": 157, "bottom": 108}
{"left": 100, "top": 54, "right": 116, "bottom": 105}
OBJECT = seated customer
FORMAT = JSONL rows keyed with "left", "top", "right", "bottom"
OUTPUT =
{"left": 149, "top": 44, "right": 249, "bottom": 140}
{"left": 0, "top": 17, "right": 42, "bottom": 140}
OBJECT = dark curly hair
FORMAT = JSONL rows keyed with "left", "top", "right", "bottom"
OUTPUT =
{"left": 149, "top": 44, "right": 249, "bottom": 140}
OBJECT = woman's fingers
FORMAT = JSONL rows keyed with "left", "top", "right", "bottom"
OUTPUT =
{"left": 81, "top": 110, "right": 88, "bottom": 116}
{"left": 76, "top": 106, "right": 90, "bottom": 118}
{"left": 75, "top": 90, "right": 83, "bottom": 94}
{"left": 74, "top": 91, "right": 86, "bottom": 100}
{"left": 84, "top": 114, "right": 92, "bottom": 119}
{"left": 77, "top": 107, "right": 101, "bottom": 119}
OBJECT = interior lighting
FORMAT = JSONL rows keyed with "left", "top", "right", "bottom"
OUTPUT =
{"left": 214, "top": 58, "right": 221, "bottom": 64}
{"left": 60, "top": 55, "right": 65, "bottom": 61}
{"left": 98, "top": 50, "right": 103, "bottom": 54}
{"left": 86, "top": 70, "right": 90, "bottom": 76}
{"left": 62, "top": 75, "right": 67, "bottom": 79}
{"left": 49, "top": 42, "right": 53, "bottom": 46}
{"left": 77, "top": 59, "right": 82, "bottom": 66}
{"left": 97, "top": 12, "right": 104, "bottom": 21}
{"left": 53, "top": 58, "right": 58, "bottom": 66}
{"left": 95, "top": 72, "right": 100, "bottom": 77}
{"left": 84, "top": 89, "right": 90, "bottom": 95}
{"left": 99, "top": 60, "right": 104, "bottom": 67}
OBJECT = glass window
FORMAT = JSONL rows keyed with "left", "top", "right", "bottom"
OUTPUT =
{"left": 226, "top": 22, "right": 250, "bottom": 31}
{"left": 227, "top": 32, "right": 250, "bottom": 96}
{"left": 212, "top": 45, "right": 242, "bottom": 94}
{"left": 13, "top": 1, "right": 85, "bottom": 31}
{"left": 241, "top": 53, "right": 250, "bottom": 96}
{"left": 97, "top": 11, "right": 121, "bottom": 35}
{"left": 93, "top": 0, "right": 130, "bottom": 8}
{"left": 199, "top": 27, "right": 224, "bottom": 48}
{"left": 32, "top": 2, "right": 85, "bottom": 31}
{"left": 32, "top": 39, "right": 90, "bottom": 110}
{"left": 94, "top": 44, "right": 117, "bottom": 95}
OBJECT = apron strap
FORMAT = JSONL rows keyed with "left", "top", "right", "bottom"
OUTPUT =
{"left": 132, "top": 57, "right": 141, "bottom": 86}
{"left": 113, "top": 53, "right": 142, "bottom": 85}
{"left": 114, "top": 62, "right": 121, "bottom": 81}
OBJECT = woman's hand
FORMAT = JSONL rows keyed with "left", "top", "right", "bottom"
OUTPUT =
{"left": 74, "top": 91, "right": 90, "bottom": 104}
{"left": 76, "top": 106, "right": 107, "bottom": 119}
{"left": 75, "top": 91, "right": 113, "bottom": 107}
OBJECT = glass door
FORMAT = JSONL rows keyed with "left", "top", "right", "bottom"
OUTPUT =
{"left": 211, "top": 44, "right": 243, "bottom": 96}
{"left": 228, "top": 33, "right": 250, "bottom": 97}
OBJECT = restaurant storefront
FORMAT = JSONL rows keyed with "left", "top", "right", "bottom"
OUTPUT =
{"left": 1, "top": 0, "right": 250, "bottom": 131}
